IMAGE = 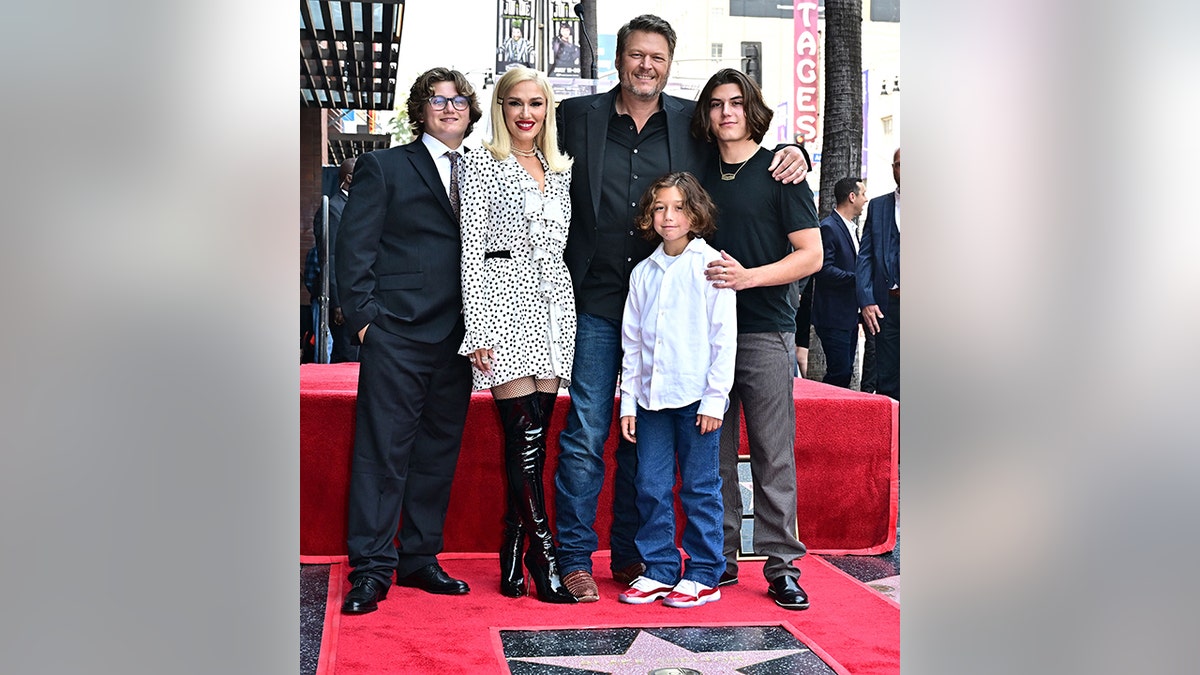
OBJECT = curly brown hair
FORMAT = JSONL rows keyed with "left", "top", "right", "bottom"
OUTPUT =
{"left": 634, "top": 172, "right": 718, "bottom": 243}
{"left": 405, "top": 67, "right": 483, "bottom": 138}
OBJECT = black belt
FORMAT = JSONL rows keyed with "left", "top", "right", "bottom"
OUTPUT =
{"left": 888, "top": 287, "right": 900, "bottom": 298}
{"left": 484, "top": 250, "right": 512, "bottom": 259}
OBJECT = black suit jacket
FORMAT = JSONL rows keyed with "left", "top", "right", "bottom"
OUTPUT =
{"left": 312, "top": 189, "right": 348, "bottom": 308}
{"left": 555, "top": 86, "right": 710, "bottom": 290}
{"left": 335, "top": 138, "right": 464, "bottom": 345}
{"left": 812, "top": 211, "right": 861, "bottom": 330}
{"left": 856, "top": 192, "right": 900, "bottom": 309}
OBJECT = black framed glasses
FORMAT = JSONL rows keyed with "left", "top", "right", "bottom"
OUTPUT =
{"left": 428, "top": 95, "right": 470, "bottom": 111}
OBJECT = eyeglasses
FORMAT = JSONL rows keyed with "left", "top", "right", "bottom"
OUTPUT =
{"left": 428, "top": 95, "right": 470, "bottom": 111}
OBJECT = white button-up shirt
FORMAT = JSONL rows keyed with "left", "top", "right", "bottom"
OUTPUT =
{"left": 839, "top": 211, "right": 859, "bottom": 253}
{"left": 421, "top": 133, "right": 460, "bottom": 196}
{"left": 620, "top": 237, "right": 737, "bottom": 419}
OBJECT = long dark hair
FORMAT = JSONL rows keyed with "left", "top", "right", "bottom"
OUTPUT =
{"left": 690, "top": 68, "right": 773, "bottom": 144}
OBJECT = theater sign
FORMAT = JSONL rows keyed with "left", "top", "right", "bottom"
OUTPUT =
{"left": 793, "top": 2, "right": 820, "bottom": 145}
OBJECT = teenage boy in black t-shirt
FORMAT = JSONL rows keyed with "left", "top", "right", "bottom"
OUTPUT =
{"left": 691, "top": 68, "right": 822, "bottom": 610}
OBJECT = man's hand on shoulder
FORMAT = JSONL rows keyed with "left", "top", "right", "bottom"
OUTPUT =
{"left": 706, "top": 251, "right": 753, "bottom": 291}
{"left": 768, "top": 145, "right": 809, "bottom": 184}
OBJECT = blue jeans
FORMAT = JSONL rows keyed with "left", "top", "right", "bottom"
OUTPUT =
{"left": 634, "top": 402, "right": 724, "bottom": 588}
{"left": 554, "top": 313, "right": 640, "bottom": 574}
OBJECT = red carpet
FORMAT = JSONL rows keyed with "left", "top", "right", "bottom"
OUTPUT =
{"left": 301, "top": 363, "right": 898, "bottom": 558}
{"left": 316, "top": 552, "right": 898, "bottom": 674}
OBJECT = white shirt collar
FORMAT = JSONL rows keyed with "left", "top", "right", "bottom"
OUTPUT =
{"left": 649, "top": 236, "right": 708, "bottom": 268}
{"left": 837, "top": 210, "right": 856, "bottom": 232}
{"left": 421, "top": 133, "right": 462, "bottom": 159}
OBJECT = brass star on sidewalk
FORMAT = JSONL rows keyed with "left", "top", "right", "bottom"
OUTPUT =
{"left": 509, "top": 630, "right": 805, "bottom": 674}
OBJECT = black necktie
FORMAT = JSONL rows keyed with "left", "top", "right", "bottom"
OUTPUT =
{"left": 446, "top": 150, "right": 461, "bottom": 221}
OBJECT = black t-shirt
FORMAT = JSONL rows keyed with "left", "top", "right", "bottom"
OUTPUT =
{"left": 576, "top": 108, "right": 669, "bottom": 321}
{"left": 703, "top": 147, "right": 819, "bottom": 334}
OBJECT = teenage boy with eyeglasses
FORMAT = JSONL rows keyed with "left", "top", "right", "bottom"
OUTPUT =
{"left": 335, "top": 67, "right": 484, "bottom": 614}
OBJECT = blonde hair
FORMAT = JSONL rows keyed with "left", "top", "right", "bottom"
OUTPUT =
{"left": 483, "top": 68, "right": 572, "bottom": 173}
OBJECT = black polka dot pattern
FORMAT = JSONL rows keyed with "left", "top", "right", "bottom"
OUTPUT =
{"left": 458, "top": 148, "right": 576, "bottom": 390}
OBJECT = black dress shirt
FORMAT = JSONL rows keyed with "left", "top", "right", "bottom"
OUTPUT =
{"left": 576, "top": 107, "right": 670, "bottom": 320}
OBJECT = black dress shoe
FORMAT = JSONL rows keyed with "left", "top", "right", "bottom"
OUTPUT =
{"left": 395, "top": 563, "right": 470, "bottom": 595}
{"left": 718, "top": 571, "right": 739, "bottom": 587}
{"left": 342, "top": 576, "right": 388, "bottom": 614}
{"left": 768, "top": 576, "right": 810, "bottom": 610}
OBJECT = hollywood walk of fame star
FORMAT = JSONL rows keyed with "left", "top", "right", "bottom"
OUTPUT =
{"left": 508, "top": 629, "right": 805, "bottom": 674}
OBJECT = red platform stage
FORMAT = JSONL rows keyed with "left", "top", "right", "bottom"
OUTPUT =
{"left": 301, "top": 363, "right": 897, "bottom": 560}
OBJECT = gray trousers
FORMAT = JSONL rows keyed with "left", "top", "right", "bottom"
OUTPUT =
{"left": 719, "top": 331, "right": 807, "bottom": 582}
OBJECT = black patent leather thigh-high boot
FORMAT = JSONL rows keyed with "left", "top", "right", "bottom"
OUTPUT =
{"left": 494, "top": 393, "right": 576, "bottom": 603}
{"left": 498, "top": 503, "right": 526, "bottom": 597}
{"left": 495, "top": 397, "right": 527, "bottom": 597}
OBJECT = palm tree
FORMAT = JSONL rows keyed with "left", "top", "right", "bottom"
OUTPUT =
{"left": 805, "top": 0, "right": 864, "bottom": 382}
{"left": 818, "top": 0, "right": 863, "bottom": 219}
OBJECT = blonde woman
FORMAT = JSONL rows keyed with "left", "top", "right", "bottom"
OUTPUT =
{"left": 458, "top": 67, "right": 576, "bottom": 603}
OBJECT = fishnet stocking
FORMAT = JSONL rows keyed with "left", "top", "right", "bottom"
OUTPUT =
{"left": 492, "top": 376, "right": 560, "bottom": 400}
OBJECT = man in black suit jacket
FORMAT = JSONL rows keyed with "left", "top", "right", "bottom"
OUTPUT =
{"left": 857, "top": 147, "right": 901, "bottom": 400}
{"left": 309, "top": 157, "right": 358, "bottom": 362}
{"left": 552, "top": 14, "right": 811, "bottom": 602}
{"left": 812, "top": 176, "right": 867, "bottom": 388}
{"left": 334, "top": 68, "right": 483, "bottom": 614}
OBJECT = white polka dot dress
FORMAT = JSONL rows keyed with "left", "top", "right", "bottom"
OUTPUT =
{"left": 458, "top": 148, "right": 576, "bottom": 391}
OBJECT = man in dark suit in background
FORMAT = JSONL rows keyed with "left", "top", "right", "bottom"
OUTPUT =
{"left": 857, "top": 147, "right": 901, "bottom": 400}
{"left": 308, "top": 157, "right": 358, "bottom": 362}
{"left": 553, "top": 13, "right": 810, "bottom": 602}
{"left": 812, "top": 176, "right": 867, "bottom": 389}
{"left": 334, "top": 68, "right": 483, "bottom": 614}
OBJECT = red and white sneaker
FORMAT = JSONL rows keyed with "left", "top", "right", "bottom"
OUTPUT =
{"left": 617, "top": 576, "right": 673, "bottom": 604}
{"left": 662, "top": 579, "right": 720, "bottom": 608}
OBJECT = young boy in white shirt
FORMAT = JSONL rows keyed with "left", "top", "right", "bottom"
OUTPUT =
{"left": 617, "top": 172, "right": 737, "bottom": 607}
